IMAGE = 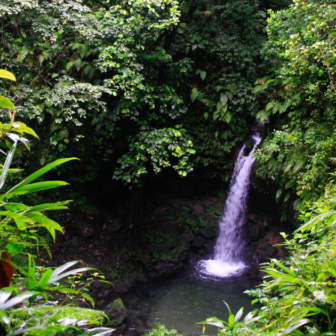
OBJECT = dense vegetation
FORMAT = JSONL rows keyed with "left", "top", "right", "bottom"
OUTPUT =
{"left": 2, "top": 0, "right": 336, "bottom": 334}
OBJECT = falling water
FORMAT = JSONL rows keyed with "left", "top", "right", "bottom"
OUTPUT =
{"left": 198, "top": 131, "right": 261, "bottom": 278}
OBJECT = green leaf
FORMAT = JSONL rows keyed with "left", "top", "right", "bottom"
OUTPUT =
{"left": 253, "top": 84, "right": 266, "bottom": 93}
{"left": 220, "top": 93, "right": 228, "bottom": 106}
{"left": 228, "top": 314, "right": 235, "bottom": 328}
{"left": 10, "top": 181, "right": 69, "bottom": 195}
{"left": 28, "top": 254, "right": 36, "bottom": 290}
{"left": 200, "top": 71, "right": 206, "bottom": 81}
{"left": 234, "top": 307, "right": 244, "bottom": 324}
{"left": 0, "top": 70, "right": 16, "bottom": 81}
{"left": 0, "top": 96, "right": 15, "bottom": 110}
{"left": 28, "top": 201, "right": 71, "bottom": 213}
{"left": 256, "top": 110, "right": 270, "bottom": 122}
{"left": 223, "top": 111, "right": 232, "bottom": 123}
{"left": 7, "top": 158, "right": 78, "bottom": 194}
{"left": 191, "top": 88, "right": 198, "bottom": 102}
{"left": 284, "top": 191, "right": 290, "bottom": 202}
{"left": 276, "top": 189, "right": 282, "bottom": 201}
{"left": 36, "top": 269, "right": 52, "bottom": 291}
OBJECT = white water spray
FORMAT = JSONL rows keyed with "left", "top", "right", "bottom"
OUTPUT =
{"left": 198, "top": 131, "right": 261, "bottom": 278}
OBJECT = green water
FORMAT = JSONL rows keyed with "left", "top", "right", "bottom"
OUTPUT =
{"left": 121, "top": 269, "right": 260, "bottom": 335}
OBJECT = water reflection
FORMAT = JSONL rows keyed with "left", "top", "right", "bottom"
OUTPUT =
{"left": 121, "top": 269, "right": 260, "bottom": 336}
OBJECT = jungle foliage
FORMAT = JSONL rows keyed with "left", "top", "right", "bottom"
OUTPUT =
{"left": 0, "top": 0, "right": 288, "bottom": 188}
{"left": 0, "top": 71, "right": 112, "bottom": 335}
{"left": 254, "top": 0, "right": 336, "bottom": 216}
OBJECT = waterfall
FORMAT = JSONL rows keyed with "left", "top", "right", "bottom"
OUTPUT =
{"left": 198, "top": 131, "right": 261, "bottom": 278}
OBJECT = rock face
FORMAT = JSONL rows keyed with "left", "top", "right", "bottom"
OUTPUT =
{"left": 75, "top": 217, "right": 96, "bottom": 239}
{"left": 106, "top": 218, "right": 126, "bottom": 233}
{"left": 192, "top": 235, "right": 206, "bottom": 248}
{"left": 155, "top": 261, "right": 184, "bottom": 276}
{"left": 104, "top": 298, "right": 128, "bottom": 326}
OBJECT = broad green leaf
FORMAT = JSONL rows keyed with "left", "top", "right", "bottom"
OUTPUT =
{"left": 0, "top": 292, "right": 35, "bottom": 310}
{"left": 220, "top": 93, "right": 228, "bottom": 106}
{"left": 0, "top": 96, "right": 15, "bottom": 110}
{"left": 26, "top": 212, "right": 63, "bottom": 240}
{"left": 276, "top": 189, "right": 282, "bottom": 201}
{"left": 7, "top": 158, "right": 78, "bottom": 194}
{"left": 0, "top": 141, "right": 18, "bottom": 190}
{"left": 48, "top": 267, "right": 96, "bottom": 285}
{"left": 253, "top": 84, "right": 266, "bottom": 93}
{"left": 10, "top": 181, "right": 69, "bottom": 195}
{"left": 191, "top": 88, "right": 198, "bottom": 102}
{"left": 228, "top": 314, "right": 235, "bottom": 328}
{"left": 196, "top": 317, "right": 226, "bottom": 328}
{"left": 223, "top": 111, "right": 232, "bottom": 123}
{"left": 28, "top": 201, "right": 71, "bottom": 213}
{"left": 234, "top": 307, "right": 244, "bottom": 324}
{"left": 28, "top": 255, "right": 36, "bottom": 290}
{"left": 256, "top": 110, "right": 270, "bottom": 122}
{"left": 0, "top": 70, "right": 16, "bottom": 81}
{"left": 200, "top": 71, "right": 206, "bottom": 80}
{"left": 36, "top": 269, "right": 52, "bottom": 291}
{"left": 284, "top": 191, "right": 290, "bottom": 202}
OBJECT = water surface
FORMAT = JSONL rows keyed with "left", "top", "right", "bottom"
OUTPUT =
{"left": 121, "top": 268, "right": 260, "bottom": 336}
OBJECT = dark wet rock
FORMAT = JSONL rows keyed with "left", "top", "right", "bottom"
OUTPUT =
{"left": 244, "top": 137, "right": 256, "bottom": 156}
{"left": 153, "top": 207, "right": 169, "bottom": 217}
{"left": 106, "top": 218, "right": 127, "bottom": 233}
{"left": 198, "top": 248, "right": 206, "bottom": 256}
{"left": 245, "top": 221, "right": 264, "bottom": 242}
{"left": 111, "top": 324, "right": 127, "bottom": 336}
{"left": 202, "top": 200, "right": 213, "bottom": 207}
{"left": 114, "top": 280, "right": 129, "bottom": 293}
{"left": 191, "top": 204, "right": 205, "bottom": 213}
{"left": 204, "top": 240, "right": 215, "bottom": 254}
{"left": 182, "top": 232, "right": 195, "bottom": 243}
{"left": 171, "top": 239, "right": 189, "bottom": 261}
{"left": 112, "top": 204, "right": 130, "bottom": 219}
{"left": 265, "top": 232, "right": 284, "bottom": 245}
{"left": 104, "top": 298, "right": 128, "bottom": 326}
{"left": 75, "top": 217, "right": 96, "bottom": 239}
{"left": 245, "top": 264, "right": 260, "bottom": 277}
{"left": 200, "top": 227, "right": 217, "bottom": 239}
{"left": 246, "top": 213, "right": 257, "bottom": 223}
{"left": 155, "top": 261, "right": 184, "bottom": 276}
{"left": 192, "top": 235, "right": 206, "bottom": 248}
{"left": 260, "top": 243, "right": 277, "bottom": 261}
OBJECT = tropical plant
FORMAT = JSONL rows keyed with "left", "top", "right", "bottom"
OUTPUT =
{"left": 0, "top": 69, "right": 113, "bottom": 335}
{"left": 254, "top": 0, "right": 336, "bottom": 216}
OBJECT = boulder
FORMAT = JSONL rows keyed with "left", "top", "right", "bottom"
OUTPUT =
{"left": 245, "top": 221, "right": 264, "bottom": 242}
{"left": 243, "top": 138, "right": 256, "bottom": 156}
{"left": 104, "top": 298, "right": 128, "bottom": 326}
{"left": 171, "top": 239, "right": 189, "bottom": 261}
{"left": 200, "top": 227, "right": 217, "bottom": 239}
{"left": 192, "top": 235, "right": 206, "bottom": 248}
{"left": 182, "top": 232, "right": 194, "bottom": 243}
{"left": 204, "top": 240, "right": 215, "bottom": 254}
{"left": 191, "top": 204, "right": 204, "bottom": 213}
{"left": 153, "top": 207, "right": 169, "bottom": 217}
{"left": 75, "top": 217, "right": 96, "bottom": 239}
{"left": 106, "top": 218, "right": 126, "bottom": 233}
{"left": 246, "top": 213, "right": 257, "bottom": 222}
{"left": 155, "top": 261, "right": 183, "bottom": 276}
{"left": 260, "top": 243, "right": 277, "bottom": 261}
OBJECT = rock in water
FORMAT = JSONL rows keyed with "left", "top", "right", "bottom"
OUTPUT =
{"left": 104, "top": 298, "right": 128, "bottom": 326}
